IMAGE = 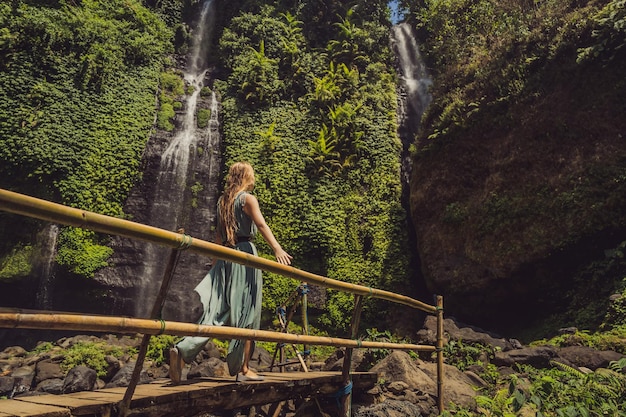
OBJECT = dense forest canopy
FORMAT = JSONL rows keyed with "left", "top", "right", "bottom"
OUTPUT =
{"left": 0, "top": 0, "right": 415, "bottom": 334}
{"left": 0, "top": 0, "right": 624, "bottom": 340}
{"left": 1, "top": 1, "right": 626, "bottom": 415}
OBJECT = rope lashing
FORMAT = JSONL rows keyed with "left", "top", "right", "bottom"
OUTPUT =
{"left": 330, "top": 381, "right": 353, "bottom": 412}
{"left": 178, "top": 234, "right": 193, "bottom": 250}
{"left": 332, "top": 381, "right": 353, "bottom": 398}
{"left": 298, "top": 284, "right": 309, "bottom": 294}
{"left": 157, "top": 318, "right": 166, "bottom": 335}
{"left": 276, "top": 306, "right": 287, "bottom": 321}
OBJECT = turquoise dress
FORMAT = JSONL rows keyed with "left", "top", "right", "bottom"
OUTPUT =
{"left": 176, "top": 191, "right": 262, "bottom": 375}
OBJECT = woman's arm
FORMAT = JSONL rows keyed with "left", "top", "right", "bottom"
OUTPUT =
{"left": 243, "top": 194, "right": 293, "bottom": 265}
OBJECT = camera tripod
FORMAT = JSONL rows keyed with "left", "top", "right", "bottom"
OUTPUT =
{"left": 268, "top": 282, "right": 311, "bottom": 372}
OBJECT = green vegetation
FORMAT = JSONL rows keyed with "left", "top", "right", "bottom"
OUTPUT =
{"left": 197, "top": 108, "right": 210, "bottom": 128}
{"left": 61, "top": 342, "right": 126, "bottom": 378}
{"left": 0, "top": 0, "right": 172, "bottom": 278}
{"left": 402, "top": 0, "right": 626, "bottom": 336}
{"left": 441, "top": 336, "right": 626, "bottom": 416}
{"left": 0, "top": 244, "right": 33, "bottom": 281}
{"left": 216, "top": 1, "right": 410, "bottom": 331}
{"left": 146, "top": 334, "right": 181, "bottom": 366}
{"left": 158, "top": 70, "right": 184, "bottom": 131}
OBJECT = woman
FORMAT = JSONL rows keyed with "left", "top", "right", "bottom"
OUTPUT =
{"left": 169, "top": 162, "right": 292, "bottom": 383}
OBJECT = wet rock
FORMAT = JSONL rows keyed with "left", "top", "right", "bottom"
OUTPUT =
{"left": 556, "top": 346, "right": 623, "bottom": 370}
{"left": 36, "top": 378, "right": 64, "bottom": 394}
{"left": 0, "top": 376, "right": 16, "bottom": 397}
{"left": 12, "top": 365, "right": 35, "bottom": 390}
{"left": 103, "top": 355, "right": 121, "bottom": 382}
{"left": 493, "top": 346, "right": 559, "bottom": 368}
{"left": 62, "top": 365, "right": 97, "bottom": 393}
{"left": 188, "top": 357, "right": 229, "bottom": 378}
{"left": 35, "top": 359, "right": 64, "bottom": 384}
{"left": 416, "top": 316, "right": 511, "bottom": 351}
{"left": 354, "top": 399, "right": 424, "bottom": 417}
{"left": 105, "top": 362, "right": 150, "bottom": 388}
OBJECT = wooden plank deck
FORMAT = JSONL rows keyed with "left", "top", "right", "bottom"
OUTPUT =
{"left": 0, "top": 371, "right": 377, "bottom": 417}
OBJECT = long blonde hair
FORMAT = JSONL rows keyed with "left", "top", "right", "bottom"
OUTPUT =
{"left": 219, "top": 162, "right": 255, "bottom": 246}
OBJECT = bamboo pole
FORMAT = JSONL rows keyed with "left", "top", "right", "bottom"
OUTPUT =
{"left": 436, "top": 295, "right": 445, "bottom": 413}
{"left": 300, "top": 283, "right": 309, "bottom": 368}
{"left": 0, "top": 308, "right": 437, "bottom": 352}
{"left": 339, "top": 294, "right": 365, "bottom": 417}
{"left": 119, "top": 238, "right": 184, "bottom": 417}
{"left": 0, "top": 189, "right": 436, "bottom": 314}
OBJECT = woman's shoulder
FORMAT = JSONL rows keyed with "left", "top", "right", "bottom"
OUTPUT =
{"left": 236, "top": 191, "right": 258, "bottom": 206}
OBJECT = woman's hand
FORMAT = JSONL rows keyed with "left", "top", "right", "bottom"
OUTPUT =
{"left": 274, "top": 248, "right": 293, "bottom": 265}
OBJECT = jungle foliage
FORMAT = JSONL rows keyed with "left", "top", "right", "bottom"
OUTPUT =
{"left": 214, "top": 0, "right": 410, "bottom": 330}
{"left": 404, "top": 0, "right": 626, "bottom": 335}
{"left": 0, "top": 0, "right": 412, "bottom": 334}
{"left": 441, "top": 336, "right": 626, "bottom": 417}
{"left": 0, "top": 0, "right": 173, "bottom": 277}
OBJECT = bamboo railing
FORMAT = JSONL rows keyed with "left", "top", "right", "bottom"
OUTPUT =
{"left": 0, "top": 188, "right": 445, "bottom": 414}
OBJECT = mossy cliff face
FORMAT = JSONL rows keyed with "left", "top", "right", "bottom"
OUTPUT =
{"left": 409, "top": 45, "right": 626, "bottom": 335}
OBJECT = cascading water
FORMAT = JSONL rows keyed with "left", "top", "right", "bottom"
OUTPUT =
{"left": 136, "top": 0, "right": 218, "bottom": 317}
{"left": 94, "top": 0, "right": 222, "bottom": 322}
{"left": 391, "top": 22, "right": 432, "bottom": 184}
{"left": 34, "top": 224, "right": 59, "bottom": 310}
{"left": 390, "top": 21, "right": 433, "bottom": 299}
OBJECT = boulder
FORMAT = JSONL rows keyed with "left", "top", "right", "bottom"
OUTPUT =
{"left": 354, "top": 399, "right": 425, "bottom": 417}
{"left": 188, "top": 357, "right": 229, "bottom": 379}
{"left": 370, "top": 351, "right": 437, "bottom": 395}
{"left": 556, "top": 346, "right": 623, "bottom": 370}
{"left": 35, "top": 359, "right": 64, "bottom": 384}
{"left": 493, "top": 346, "right": 559, "bottom": 368}
{"left": 420, "top": 362, "right": 478, "bottom": 409}
{"left": 11, "top": 366, "right": 35, "bottom": 390}
{"left": 35, "top": 378, "right": 64, "bottom": 394}
{"left": 62, "top": 365, "right": 96, "bottom": 393}
{"left": 104, "top": 362, "right": 150, "bottom": 388}
{"left": 416, "top": 316, "right": 512, "bottom": 351}
{"left": 0, "top": 376, "right": 15, "bottom": 398}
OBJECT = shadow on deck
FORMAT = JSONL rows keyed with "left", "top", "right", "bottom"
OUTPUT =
{"left": 0, "top": 371, "right": 377, "bottom": 417}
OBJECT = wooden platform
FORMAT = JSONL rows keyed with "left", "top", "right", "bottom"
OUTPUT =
{"left": 0, "top": 371, "right": 377, "bottom": 417}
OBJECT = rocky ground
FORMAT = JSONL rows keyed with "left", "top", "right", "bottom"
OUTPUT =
{"left": 1, "top": 318, "right": 624, "bottom": 417}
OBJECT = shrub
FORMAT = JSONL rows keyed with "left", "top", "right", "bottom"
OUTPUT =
{"left": 61, "top": 342, "right": 125, "bottom": 378}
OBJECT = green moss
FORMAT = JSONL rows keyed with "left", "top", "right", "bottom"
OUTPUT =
{"left": 197, "top": 108, "right": 210, "bottom": 128}
{"left": 157, "top": 102, "right": 175, "bottom": 131}
{"left": 0, "top": 245, "right": 33, "bottom": 281}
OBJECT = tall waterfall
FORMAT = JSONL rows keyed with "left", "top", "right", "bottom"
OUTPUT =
{"left": 391, "top": 22, "right": 432, "bottom": 184}
{"left": 390, "top": 22, "right": 433, "bottom": 299}
{"left": 136, "top": 0, "right": 218, "bottom": 318}
{"left": 94, "top": 0, "right": 222, "bottom": 322}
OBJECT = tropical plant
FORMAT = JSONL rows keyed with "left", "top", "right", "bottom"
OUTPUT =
{"left": 236, "top": 40, "right": 282, "bottom": 105}
{"left": 306, "top": 124, "right": 342, "bottom": 177}
{"left": 255, "top": 121, "right": 281, "bottom": 153}
{"left": 577, "top": 0, "right": 626, "bottom": 63}
{"left": 326, "top": 8, "right": 368, "bottom": 69}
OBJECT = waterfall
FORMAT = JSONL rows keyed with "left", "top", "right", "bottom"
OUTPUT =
{"left": 391, "top": 22, "right": 432, "bottom": 184}
{"left": 35, "top": 224, "right": 59, "bottom": 310}
{"left": 132, "top": 0, "right": 219, "bottom": 318}
{"left": 73, "top": 0, "right": 220, "bottom": 322}
{"left": 393, "top": 22, "right": 432, "bottom": 125}
{"left": 390, "top": 22, "right": 433, "bottom": 299}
